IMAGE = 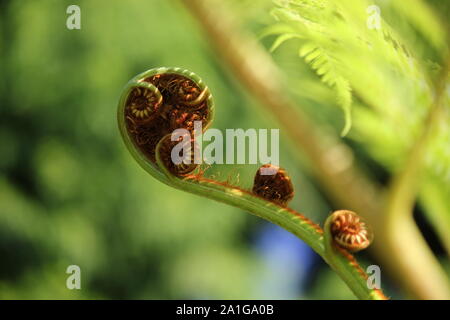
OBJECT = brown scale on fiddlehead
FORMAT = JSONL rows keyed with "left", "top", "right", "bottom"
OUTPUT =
{"left": 123, "top": 69, "right": 211, "bottom": 170}
{"left": 329, "top": 210, "right": 374, "bottom": 252}
{"left": 145, "top": 74, "right": 209, "bottom": 110}
{"left": 252, "top": 164, "right": 294, "bottom": 207}
{"left": 178, "top": 79, "right": 209, "bottom": 107}
{"left": 150, "top": 74, "right": 209, "bottom": 132}
{"left": 168, "top": 108, "right": 204, "bottom": 132}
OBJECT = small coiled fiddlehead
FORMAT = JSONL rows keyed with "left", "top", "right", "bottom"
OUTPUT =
{"left": 323, "top": 210, "right": 384, "bottom": 300}
{"left": 117, "top": 67, "right": 387, "bottom": 300}
{"left": 329, "top": 210, "right": 373, "bottom": 252}
{"left": 252, "top": 164, "right": 294, "bottom": 207}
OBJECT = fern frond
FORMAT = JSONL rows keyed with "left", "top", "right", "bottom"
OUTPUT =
{"left": 299, "top": 42, "right": 352, "bottom": 136}
{"left": 270, "top": 33, "right": 303, "bottom": 52}
{"left": 258, "top": 22, "right": 298, "bottom": 39}
{"left": 265, "top": 0, "right": 447, "bottom": 139}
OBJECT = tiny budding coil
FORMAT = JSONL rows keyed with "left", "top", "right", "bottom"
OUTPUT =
{"left": 329, "top": 210, "right": 373, "bottom": 252}
{"left": 157, "top": 133, "right": 199, "bottom": 176}
{"left": 252, "top": 164, "right": 294, "bottom": 207}
{"left": 127, "top": 86, "right": 162, "bottom": 125}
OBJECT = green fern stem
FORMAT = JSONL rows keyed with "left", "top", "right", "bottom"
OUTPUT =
{"left": 158, "top": 152, "right": 386, "bottom": 300}
{"left": 118, "top": 67, "right": 388, "bottom": 300}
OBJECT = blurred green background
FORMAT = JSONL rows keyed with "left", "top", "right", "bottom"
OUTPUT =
{"left": 0, "top": 0, "right": 448, "bottom": 299}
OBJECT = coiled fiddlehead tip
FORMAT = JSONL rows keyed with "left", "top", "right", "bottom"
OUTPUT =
{"left": 252, "top": 164, "right": 294, "bottom": 207}
{"left": 118, "top": 67, "right": 214, "bottom": 179}
{"left": 327, "top": 210, "right": 374, "bottom": 252}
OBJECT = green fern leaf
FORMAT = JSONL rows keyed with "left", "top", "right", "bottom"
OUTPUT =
{"left": 299, "top": 42, "right": 353, "bottom": 136}
{"left": 270, "top": 33, "right": 303, "bottom": 52}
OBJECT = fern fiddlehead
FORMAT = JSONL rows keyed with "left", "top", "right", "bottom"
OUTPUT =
{"left": 323, "top": 211, "right": 384, "bottom": 300}
{"left": 329, "top": 210, "right": 373, "bottom": 252}
{"left": 252, "top": 164, "right": 294, "bottom": 207}
{"left": 118, "top": 67, "right": 214, "bottom": 183}
{"left": 118, "top": 67, "right": 387, "bottom": 300}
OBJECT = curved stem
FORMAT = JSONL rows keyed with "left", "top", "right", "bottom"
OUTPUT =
{"left": 155, "top": 142, "right": 387, "bottom": 300}
{"left": 380, "top": 56, "right": 450, "bottom": 299}
{"left": 323, "top": 216, "right": 386, "bottom": 300}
